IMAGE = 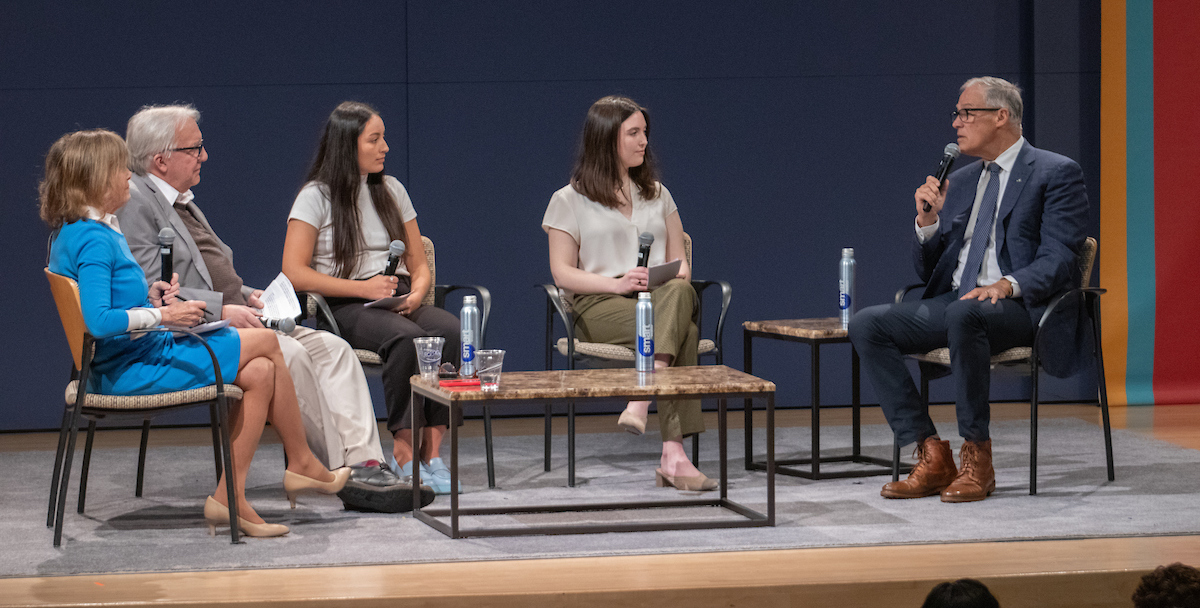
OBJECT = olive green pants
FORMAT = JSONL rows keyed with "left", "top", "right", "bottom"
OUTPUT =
{"left": 572, "top": 279, "right": 703, "bottom": 440}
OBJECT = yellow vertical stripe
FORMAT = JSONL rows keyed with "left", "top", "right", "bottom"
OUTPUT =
{"left": 1101, "top": 0, "right": 1130, "bottom": 406}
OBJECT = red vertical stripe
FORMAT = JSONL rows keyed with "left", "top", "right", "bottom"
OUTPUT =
{"left": 1153, "top": 2, "right": 1200, "bottom": 404}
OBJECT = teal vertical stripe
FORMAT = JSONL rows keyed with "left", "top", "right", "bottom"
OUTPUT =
{"left": 1126, "top": 0, "right": 1156, "bottom": 405}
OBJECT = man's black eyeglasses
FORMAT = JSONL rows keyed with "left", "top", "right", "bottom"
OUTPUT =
{"left": 170, "top": 141, "right": 204, "bottom": 156}
{"left": 951, "top": 108, "right": 1001, "bottom": 122}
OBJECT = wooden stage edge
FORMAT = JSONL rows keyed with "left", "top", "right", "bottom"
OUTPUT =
{"left": 4, "top": 403, "right": 1199, "bottom": 608}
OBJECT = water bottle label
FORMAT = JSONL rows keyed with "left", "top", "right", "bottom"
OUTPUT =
{"left": 839, "top": 293, "right": 852, "bottom": 310}
{"left": 461, "top": 343, "right": 475, "bottom": 362}
{"left": 638, "top": 336, "right": 654, "bottom": 357}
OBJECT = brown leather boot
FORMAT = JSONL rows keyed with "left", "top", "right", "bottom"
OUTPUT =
{"left": 881, "top": 436, "right": 957, "bottom": 498}
{"left": 941, "top": 439, "right": 996, "bottom": 503}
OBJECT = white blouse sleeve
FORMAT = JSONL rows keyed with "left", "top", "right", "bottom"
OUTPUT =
{"left": 126, "top": 307, "right": 162, "bottom": 331}
{"left": 541, "top": 187, "right": 581, "bottom": 243}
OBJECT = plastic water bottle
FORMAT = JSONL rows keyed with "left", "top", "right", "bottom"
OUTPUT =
{"left": 636, "top": 292, "right": 654, "bottom": 372}
{"left": 839, "top": 248, "right": 856, "bottom": 329}
{"left": 459, "top": 295, "right": 480, "bottom": 378}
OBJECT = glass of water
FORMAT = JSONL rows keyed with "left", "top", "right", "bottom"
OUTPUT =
{"left": 413, "top": 336, "right": 445, "bottom": 384}
{"left": 475, "top": 349, "right": 505, "bottom": 392}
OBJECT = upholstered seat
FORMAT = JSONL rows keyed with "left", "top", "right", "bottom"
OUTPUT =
{"left": 893, "top": 236, "right": 1113, "bottom": 494}
{"left": 300, "top": 236, "right": 498, "bottom": 487}
{"left": 540, "top": 232, "right": 732, "bottom": 484}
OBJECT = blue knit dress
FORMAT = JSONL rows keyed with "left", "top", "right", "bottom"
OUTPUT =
{"left": 49, "top": 219, "right": 242, "bottom": 395}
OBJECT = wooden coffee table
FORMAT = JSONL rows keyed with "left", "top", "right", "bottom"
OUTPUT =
{"left": 742, "top": 318, "right": 909, "bottom": 480}
{"left": 409, "top": 365, "right": 776, "bottom": 538}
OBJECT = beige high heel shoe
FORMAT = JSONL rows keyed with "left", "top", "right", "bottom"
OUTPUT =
{"left": 655, "top": 467, "right": 718, "bottom": 491}
{"left": 203, "top": 496, "right": 289, "bottom": 538}
{"left": 283, "top": 467, "right": 352, "bottom": 508}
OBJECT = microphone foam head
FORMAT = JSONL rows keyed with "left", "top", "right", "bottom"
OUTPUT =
{"left": 389, "top": 239, "right": 406, "bottom": 256}
{"left": 278, "top": 318, "right": 296, "bottom": 334}
{"left": 944, "top": 143, "right": 961, "bottom": 158}
{"left": 638, "top": 232, "right": 654, "bottom": 247}
{"left": 158, "top": 227, "right": 176, "bottom": 246}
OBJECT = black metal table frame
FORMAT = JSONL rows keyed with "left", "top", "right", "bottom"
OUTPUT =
{"left": 743, "top": 327, "right": 906, "bottom": 479}
{"left": 410, "top": 383, "right": 775, "bottom": 538}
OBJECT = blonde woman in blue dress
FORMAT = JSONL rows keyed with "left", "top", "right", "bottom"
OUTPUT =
{"left": 41, "top": 129, "right": 349, "bottom": 538}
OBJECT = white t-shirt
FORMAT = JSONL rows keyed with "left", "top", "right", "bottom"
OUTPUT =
{"left": 289, "top": 175, "right": 417, "bottom": 280}
{"left": 541, "top": 182, "right": 678, "bottom": 279}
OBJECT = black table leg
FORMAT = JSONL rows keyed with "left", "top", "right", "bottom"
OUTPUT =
{"left": 743, "top": 331, "right": 755, "bottom": 470}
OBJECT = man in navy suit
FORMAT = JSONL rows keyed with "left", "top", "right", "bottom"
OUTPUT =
{"left": 849, "top": 77, "right": 1088, "bottom": 503}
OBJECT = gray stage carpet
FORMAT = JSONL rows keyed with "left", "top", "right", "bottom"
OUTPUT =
{"left": 3, "top": 418, "right": 1198, "bottom": 578}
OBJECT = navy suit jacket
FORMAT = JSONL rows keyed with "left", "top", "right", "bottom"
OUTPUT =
{"left": 912, "top": 141, "right": 1090, "bottom": 377}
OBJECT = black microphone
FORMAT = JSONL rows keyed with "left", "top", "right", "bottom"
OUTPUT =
{"left": 924, "top": 143, "right": 961, "bottom": 212}
{"left": 636, "top": 232, "right": 654, "bottom": 268}
{"left": 264, "top": 317, "right": 296, "bottom": 334}
{"left": 157, "top": 227, "right": 175, "bottom": 284}
{"left": 383, "top": 239, "right": 406, "bottom": 276}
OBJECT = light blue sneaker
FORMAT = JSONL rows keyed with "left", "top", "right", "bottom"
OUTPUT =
{"left": 424, "top": 457, "right": 461, "bottom": 495}
{"left": 396, "top": 459, "right": 432, "bottom": 486}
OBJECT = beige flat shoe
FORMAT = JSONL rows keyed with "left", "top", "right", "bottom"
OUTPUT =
{"left": 655, "top": 467, "right": 718, "bottom": 491}
{"left": 617, "top": 408, "right": 647, "bottom": 435}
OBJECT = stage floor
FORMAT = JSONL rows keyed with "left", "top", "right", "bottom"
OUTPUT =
{"left": 3, "top": 402, "right": 1197, "bottom": 607}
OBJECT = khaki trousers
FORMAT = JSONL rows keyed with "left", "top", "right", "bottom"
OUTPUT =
{"left": 572, "top": 279, "right": 703, "bottom": 440}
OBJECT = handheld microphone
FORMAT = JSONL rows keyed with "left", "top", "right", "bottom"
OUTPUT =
{"left": 157, "top": 227, "right": 176, "bottom": 284}
{"left": 636, "top": 232, "right": 654, "bottom": 268}
{"left": 924, "top": 143, "right": 961, "bottom": 212}
{"left": 263, "top": 317, "right": 296, "bottom": 334}
{"left": 383, "top": 239, "right": 406, "bottom": 276}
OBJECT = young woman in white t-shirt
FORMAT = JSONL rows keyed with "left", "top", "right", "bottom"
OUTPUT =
{"left": 283, "top": 101, "right": 460, "bottom": 495}
{"left": 542, "top": 96, "right": 714, "bottom": 491}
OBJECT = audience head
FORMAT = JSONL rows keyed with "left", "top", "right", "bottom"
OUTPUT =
{"left": 39, "top": 129, "right": 130, "bottom": 229}
{"left": 1133, "top": 563, "right": 1200, "bottom": 608}
{"left": 304, "top": 101, "right": 403, "bottom": 279}
{"left": 921, "top": 578, "right": 1000, "bottom": 608}
{"left": 126, "top": 104, "right": 206, "bottom": 191}
{"left": 571, "top": 94, "right": 659, "bottom": 208}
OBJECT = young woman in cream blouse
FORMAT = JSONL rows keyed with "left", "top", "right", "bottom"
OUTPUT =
{"left": 542, "top": 95, "right": 714, "bottom": 491}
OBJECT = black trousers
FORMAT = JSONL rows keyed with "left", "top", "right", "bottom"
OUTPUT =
{"left": 847, "top": 290, "right": 1034, "bottom": 447}
{"left": 326, "top": 287, "right": 460, "bottom": 433}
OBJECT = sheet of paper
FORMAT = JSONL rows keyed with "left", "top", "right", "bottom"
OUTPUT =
{"left": 259, "top": 272, "right": 301, "bottom": 320}
{"left": 648, "top": 259, "right": 682, "bottom": 289}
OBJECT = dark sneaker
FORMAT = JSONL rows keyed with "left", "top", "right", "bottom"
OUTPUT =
{"left": 338, "top": 463, "right": 434, "bottom": 513}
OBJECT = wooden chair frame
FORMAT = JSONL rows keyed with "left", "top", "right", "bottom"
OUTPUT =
{"left": 45, "top": 269, "right": 242, "bottom": 546}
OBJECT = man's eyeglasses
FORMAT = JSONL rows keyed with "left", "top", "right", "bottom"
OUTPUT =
{"left": 951, "top": 108, "right": 1001, "bottom": 122}
{"left": 170, "top": 141, "right": 204, "bottom": 157}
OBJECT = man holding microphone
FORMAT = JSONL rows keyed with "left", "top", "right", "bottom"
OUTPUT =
{"left": 849, "top": 77, "right": 1089, "bottom": 503}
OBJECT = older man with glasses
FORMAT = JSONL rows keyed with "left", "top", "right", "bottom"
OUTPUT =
{"left": 116, "top": 104, "right": 432, "bottom": 513}
{"left": 848, "top": 77, "right": 1090, "bottom": 503}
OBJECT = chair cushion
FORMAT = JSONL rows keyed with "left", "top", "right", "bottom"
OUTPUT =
{"left": 556, "top": 338, "right": 717, "bottom": 360}
{"left": 355, "top": 349, "right": 383, "bottom": 366}
{"left": 909, "top": 346, "right": 1033, "bottom": 367}
{"left": 65, "top": 381, "right": 244, "bottom": 410}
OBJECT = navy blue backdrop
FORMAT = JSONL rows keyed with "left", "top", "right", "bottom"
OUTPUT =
{"left": 0, "top": 1, "right": 1100, "bottom": 430}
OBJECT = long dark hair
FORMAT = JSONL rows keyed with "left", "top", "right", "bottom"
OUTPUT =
{"left": 570, "top": 95, "right": 660, "bottom": 209}
{"left": 304, "top": 101, "right": 406, "bottom": 279}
